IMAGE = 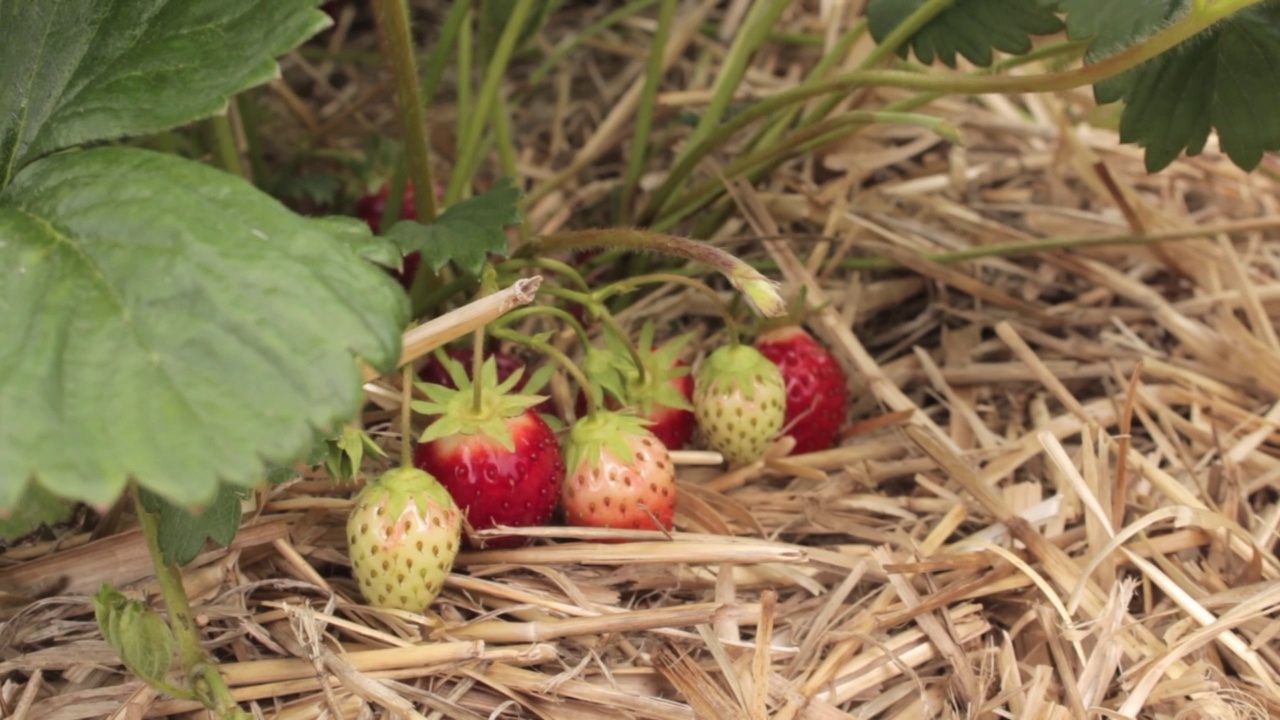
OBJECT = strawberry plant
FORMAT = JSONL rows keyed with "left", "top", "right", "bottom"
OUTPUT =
{"left": 5, "top": 0, "right": 1280, "bottom": 716}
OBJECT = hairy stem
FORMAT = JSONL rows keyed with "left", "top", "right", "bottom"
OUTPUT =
{"left": 525, "top": 229, "right": 786, "bottom": 318}
{"left": 400, "top": 363, "right": 413, "bottom": 469}
{"left": 491, "top": 327, "right": 597, "bottom": 415}
{"left": 598, "top": 272, "right": 741, "bottom": 345}
{"left": 133, "top": 486, "right": 245, "bottom": 719}
{"left": 372, "top": 0, "right": 437, "bottom": 222}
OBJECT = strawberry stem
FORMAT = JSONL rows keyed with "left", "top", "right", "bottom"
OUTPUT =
{"left": 526, "top": 285, "right": 650, "bottom": 383}
{"left": 497, "top": 257, "right": 590, "bottom": 292}
{"left": 491, "top": 327, "right": 599, "bottom": 416}
{"left": 399, "top": 363, "right": 413, "bottom": 469}
{"left": 522, "top": 229, "right": 786, "bottom": 318}
{"left": 132, "top": 485, "right": 250, "bottom": 719}
{"left": 498, "top": 305, "right": 592, "bottom": 350}
{"left": 599, "top": 272, "right": 741, "bottom": 346}
{"left": 471, "top": 326, "right": 485, "bottom": 414}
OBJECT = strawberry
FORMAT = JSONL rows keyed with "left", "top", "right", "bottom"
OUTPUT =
{"left": 346, "top": 466, "right": 462, "bottom": 611}
{"left": 355, "top": 182, "right": 417, "bottom": 234}
{"left": 413, "top": 355, "right": 564, "bottom": 548}
{"left": 693, "top": 344, "right": 786, "bottom": 465}
{"left": 754, "top": 325, "right": 849, "bottom": 454}
{"left": 577, "top": 322, "right": 696, "bottom": 449}
{"left": 561, "top": 411, "right": 676, "bottom": 533}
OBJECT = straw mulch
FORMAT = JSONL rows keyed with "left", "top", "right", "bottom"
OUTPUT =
{"left": 4, "top": 2, "right": 1280, "bottom": 719}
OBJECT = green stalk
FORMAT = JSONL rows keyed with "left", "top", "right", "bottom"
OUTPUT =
{"left": 491, "top": 95, "right": 520, "bottom": 186}
{"left": 498, "top": 305, "right": 593, "bottom": 350}
{"left": 746, "top": 217, "right": 1280, "bottom": 271}
{"left": 683, "top": 40, "right": 1089, "bottom": 236}
{"left": 207, "top": 114, "right": 244, "bottom": 178}
{"left": 372, "top": 0, "right": 438, "bottom": 223}
{"left": 455, "top": 10, "right": 474, "bottom": 182}
{"left": 496, "top": 257, "right": 592, "bottom": 291}
{"left": 640, "top": 2, "right": 1259, "bottom": 226}
{"left": 400, "top": 363, "right": 414, "bottom": 469}
{"left": 491, "top": 327, "right": 598, "bottom": 414}
{"left": 446, "top": 0, "right": 535, "bottom": 204}
{"left": 420, "top": 0, "right": 470, "bottom": 107}
{"left": 619, "top": 0, "right": 676, "bottom": 224}
{"left": 524, "top": 228, "right": 786, "bottom": 318}
{"left": 681, "top": 0, "right": 790, "bottom": 154}
{"left": 133, "top": 487, "right": 247, "bottom": 719}
{"left": 234, "top": 95, "right": 267, "bottom": 188}
{"left": 655, "top": 110, "right": 954, "bottom": 232}
{"left": 598, "top": 272, "right": 741, "bottom": 345}
{"left": 744, "top": 19, "right": 867, "bottom": 155}
{"left": 525, "top": 0, "right": 662, "bottom": 88}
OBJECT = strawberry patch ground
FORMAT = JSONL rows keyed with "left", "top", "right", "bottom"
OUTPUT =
{"left": 4, "top": 3, "right": 1280, "bottom": 719}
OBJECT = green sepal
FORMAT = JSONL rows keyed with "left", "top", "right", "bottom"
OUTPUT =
{"left": 353, "top": 467, "right": 457, "bottom": 524}
{"left": 598, "top": 321, "right": 694, "bottom": 416}
{"left": 412, "top": 354, "right": 545, "bottom": 453}
{"left": 695, "top": 344, "right": 780, "bottom": 402}
{"left": 93, "top": 585, "right": 176, "bottom": 687}
{"left": 564, "top": 411, "right": 655, "bottom": 478}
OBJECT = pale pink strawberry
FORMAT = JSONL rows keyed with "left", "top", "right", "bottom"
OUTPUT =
{"left": 561, "top": 411, "right": 676, "bottom": 534}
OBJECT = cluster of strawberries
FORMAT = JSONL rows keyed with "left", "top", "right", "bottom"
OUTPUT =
{"left": 345, "top": 184, "right": 851, "bottom": 612}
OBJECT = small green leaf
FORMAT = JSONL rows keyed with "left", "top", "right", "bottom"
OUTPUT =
{"left": 140, "top": 485, "right": 244, "bottom": 567}
{"left": 867, "top": 0, "right": 1064, "bottom": 68}
{"left": 0, "top": 147, "right": 408, "bottom": 510}
{"left": 308, "top": 216, "right": 405, "bottom": 269}
{"left": 0, "top": 0, "right": 328, "bottom": 186}
{"left": 386, "top": 178, "right": 522, "bottom": 276}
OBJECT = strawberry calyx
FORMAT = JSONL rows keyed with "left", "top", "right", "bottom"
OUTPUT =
{"left": 695, "top": 344, "right": 779, "bottom": 401}
{"left": 564, "top": 411, "right": 656, "bottom": 477}
{"left": 414, "top": 353, "right": 547, "bottom": 452}
{"left": 355, "top": 466, "right": 457, "bottom": 522}
{"left": 584, "top": 322, "right": 693, "bottom": 416}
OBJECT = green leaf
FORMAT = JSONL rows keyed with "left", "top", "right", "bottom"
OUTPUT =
{"left": 0, "top": 483, "right": 74, "bottom": 541}
{"left": 1110, "top": 5, "right": 1280, "bottom": 172}
{"left": 0, "top": 147, "right": 409, "bottom": 511}
{"left": 140, "top": 484, "right": 243, "bottom": 567}
{"left": 0, "top": 0, "right": 328, "bottom": 187}
{"left": 867, "top": 0, "right": 1064, "bottom": 67}
{"left": 386, "top": 178, "right": 522, "bottom": 276}
{"left": 309, "top": 215, "right": 405, "bottom": 269}
{"left": 1050, "top": 0, "right": 1182, "bottom": 103}
{"left": 94, "top": 585, "right": 176, "bottom": 685}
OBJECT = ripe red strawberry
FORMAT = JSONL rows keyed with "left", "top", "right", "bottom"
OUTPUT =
{"left": 413, "top": 355, "right": 564, "bottom": 548}
{"left": 693, "top": 344, "right": 786, "bottom": 465}
{"left": 754, "top": 325, "right": 849, "bottom": 454}
{"left": 355, "top": 182, "right": 417, "bottom": 234}
{"left": 346, "top": 466, "right": 462, "bottom": 611}
{"left": 561, "top": 411, "right": 676, "bottom": 534}
{"left": 577, "top": 323, "right": 696, "bottom": 449}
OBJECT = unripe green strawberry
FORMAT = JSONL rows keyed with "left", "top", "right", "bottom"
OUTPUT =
{"left": 346, "top": 466, "right": 462, "bottom": 611}
{"left": 693, "top": 344, "right": 786, "bottom": 465}
{"left": 562, "top": 411, "right": 676, "bottom": 534}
